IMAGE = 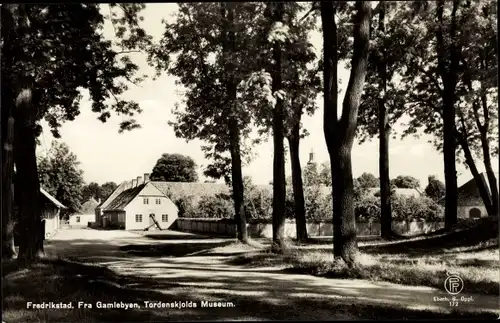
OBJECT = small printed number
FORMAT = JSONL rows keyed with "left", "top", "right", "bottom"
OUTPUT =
{"left": 449, "top": 302, "right": 459, "bottom": 307}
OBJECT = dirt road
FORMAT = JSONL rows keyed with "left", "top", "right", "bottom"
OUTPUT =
{"left": 44, "top": 228, "right": 499, "bottom": 320}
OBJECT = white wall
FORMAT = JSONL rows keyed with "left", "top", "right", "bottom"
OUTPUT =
{"left": 457, "top": 205, "right": 488, "bottom": 219}
{"left": 44, "top": 217, "right": 59, "bottom": 238}
{"left": 124, "top": 183, "right": 178, "bottom": 230}
{"left": 42, "top": 205, "right": 60, "bottom": 238}
{"left": 69, "top": 213, "right": 96, "bottom": 227}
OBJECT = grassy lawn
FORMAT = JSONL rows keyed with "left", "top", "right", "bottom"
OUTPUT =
{"left": 227, "top": 217, "right": 500, "bottom": 296}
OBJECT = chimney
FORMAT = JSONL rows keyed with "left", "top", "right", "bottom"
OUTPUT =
{"left": 308, "top": 149, "right": 315, "bottom": 164}
{"left": 132, "top": 179, "right": 137, "bottom": 187}
{"left": 137, "top": 176, "right": 142, "bottom": 185}
{"left": 97, "top": 197, "right": 101, "bottom": 204}
{"left": 144, "top": 173, "right": 150, "bottom": 183}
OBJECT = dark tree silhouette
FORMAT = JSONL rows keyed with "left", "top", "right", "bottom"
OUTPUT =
{"left": 150, "top": 153, "right": 199, "bottom": 183}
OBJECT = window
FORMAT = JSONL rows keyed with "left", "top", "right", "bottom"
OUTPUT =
{"left": 143, "top": 198, "right": 149, "bottom": 205}
{"left": 156, "top": 198, "right": 161, "bottom": 205}
{"left": 135, "top": 214, "right": 143, "bottom": 222}
{"left": 76, "top": 216, "right": 81, "bottom": 223}
{"left": 162, "top": 214, "right": 168, "bottom": 222}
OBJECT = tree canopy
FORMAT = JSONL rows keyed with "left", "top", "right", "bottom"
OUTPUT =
{"left": 37, "top": 141, "right": 84, "bottom": 215}
{"left": 424, "top": 175, "right": 446, "bottom": 202}
{"left": 150, "top": 153, "right": 199, "bottom": 182}
{"left": 81, "top": 181, "right": 118, "bottom": 203}
{"left": 356, "top": 172, "right": 379, "bottom": 189}
{"left": 391, "top": 175, "right": 420, "bottom": 189}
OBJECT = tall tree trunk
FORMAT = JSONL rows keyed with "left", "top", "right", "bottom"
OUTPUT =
{"left": 479, "top": 92, "right": 498, "bottom": 216}
{"left": 442, "top": 93, "right": 458, "bottom": 230}
{"left": 270, "top": 2, "right": 286, "bottom": 253}
{"left": 222, "top": 2, "right": 249, "bottom": 243}
{"left": 436, "top": 0, "right": 459, "bottom": 230}
{"left": 377, "top": 1, "right": 393, "bottom": 239}
{"left": 323, "top": 1, "right": 371, "bottom": 267}
{"left": 321, "top": 1, "right": 340, "bottom": 257}
{"left": 287, "top": 132, "right": 308, "bottom": 242}
{"left": 461, "top": 60, "right": 497, "bottom": 217}
{"left": 482, "top": 140, "right": 498, "bottom": 217}
{"left": 456, "top": 130, "right": 494, "bottom": 216}
{"left": 229, "top": 121, "right": 248, "bottom": 242}
{"left": 1, "top": 6, "right": 18, "bottom": 260}
{"left": 14, "top": 86, "right": 45, "bottom": 264}
{"left": 2, "top": 90, "right": 17, "bottom": 259}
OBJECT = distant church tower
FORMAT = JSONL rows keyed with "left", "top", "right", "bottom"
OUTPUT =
{"left": 307, "top": 149, "right": 315, "bottom": 165}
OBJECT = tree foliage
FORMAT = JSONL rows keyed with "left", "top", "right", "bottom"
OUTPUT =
{"left": 392, "top": 1, "right": 498, "bottom": 219}
{"left": 356, "top": 172, "right": 379, "bottom": 189}
{"left": 1, "top": 4, "right": 149, "bottom": 262}
{"left": 391, "top": 175, "right": 421, "bottom": 189}
{"left": 81, "top": 181, "right": 118, "bottom": 203}
{"left": 37, "top": 141, "right": 84, "bottom": 215}
{"left": 81, "top": 182, "right": 102, "bottom": 204}
{"left": 148, "top": 3, "right": 263, "bottom": 180}
{"left": 424, "top": 175, "right": 446, "bottom": 202}
{"left": 150, "top": 153, "right": 198, "bottom": 182}
{"left": 356, "top": 2, "right": 409, "bottom": 143}
{"left": 2, "top": 4, "right": 150, "bottom": 136}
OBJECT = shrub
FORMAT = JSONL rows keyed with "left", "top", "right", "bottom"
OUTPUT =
{"left": 354, "top": 193, "right": 444, "bottom": 223}
{"left": 355, "top": 194, "right": 381, "bottom": 223}
{"left": 179, "top": 185, "right": 444, "bottom": 223}
{"left": 243, "top": 187, "right": 269, "bottom": 221}
{"left": 304, "top": 185, "right": 331, "bottom": 222}
{"left": 196, "top": 193, "right": 234, "bottom": 219}
{"left": 173, "top": 195, "right": 196, "bottom": 218}
{"left": 391, "top": 195, "right": 444, "bottom": 222}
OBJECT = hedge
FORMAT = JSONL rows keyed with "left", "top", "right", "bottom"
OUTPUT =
{"left": 173, "top": 185, "right": 444, "bottom": 223}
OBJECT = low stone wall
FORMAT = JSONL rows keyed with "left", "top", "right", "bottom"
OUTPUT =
{"left": 174, "top": 218, "right": 448, "bottom": 238}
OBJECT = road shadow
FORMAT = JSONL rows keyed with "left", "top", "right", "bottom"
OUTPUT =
{"left": 3, "top": 258, "right": 496, "bottom": 322}
{"left": 119, "top": 240, "right": 236, "bottom": 257}
{"left": 141, "top": 233, "right": 223, "bottom": 240}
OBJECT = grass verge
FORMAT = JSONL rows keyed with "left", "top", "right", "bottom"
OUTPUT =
{"left": 228, "top": 237, "right": 499, "bottom": 296}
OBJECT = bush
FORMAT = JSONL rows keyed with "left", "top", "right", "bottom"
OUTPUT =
{"left": 355, "top": 194, "right": 380, "bottom": 223}
{"left": 244, "top": 187, "right": 273, "bottom": 222}
{"left": 196, "top": 193, "right": 234, "bottom": 219}
{"left": 391, "top": 195, "right": 444, "bottom": 222}
{"left": 354, "top": 193, "right": 444, "bottom": 223}
{"left": 178, "top": 186, "right": 444, "bottom": 224}
{"left": 304, "top": 185, "right": 331, "bottom": 222}
{"left": 173, "top": 195, "right": 196, "bottom": 218}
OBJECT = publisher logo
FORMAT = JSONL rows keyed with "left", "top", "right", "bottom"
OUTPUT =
{"left": 444, "top": 273, "right": 464, "bottom": 295}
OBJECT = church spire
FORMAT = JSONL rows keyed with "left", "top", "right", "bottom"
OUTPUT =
{"left": 308, "top": 149, "right": 315, "bottom": 165}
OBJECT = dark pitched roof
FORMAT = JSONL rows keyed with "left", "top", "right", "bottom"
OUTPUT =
{"left": 456, "top": 172, "right": 495, "bottom": 206}
{"left": 104, "top": 184, "right": 146, "bottom": 211}
{"left": 97, "top": 180, "right": 134, "bottom": 209}
{"left": 40, "top": 187, "right": 66, "bottom": 209}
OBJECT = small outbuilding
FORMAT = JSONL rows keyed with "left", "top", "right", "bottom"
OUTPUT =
{"left": 69, "top": 197, "right": 99, "bottom": 227}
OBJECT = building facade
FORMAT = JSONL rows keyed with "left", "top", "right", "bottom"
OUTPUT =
{"left": 102, "top": 175, "right": 178, "bottom": 230}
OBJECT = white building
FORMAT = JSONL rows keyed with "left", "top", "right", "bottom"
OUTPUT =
{"left": 455, "top": 172, "right": 498, "bottom": 219}
{"left": 69, "top": 197, "right": 99, "bottom": 227}
{"left": 102, "top": 174, "right": 178, "bottom": 230}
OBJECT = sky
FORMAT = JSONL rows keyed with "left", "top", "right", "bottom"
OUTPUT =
{"left": 38, "top": 3, "right": 497, "bottom": 188}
